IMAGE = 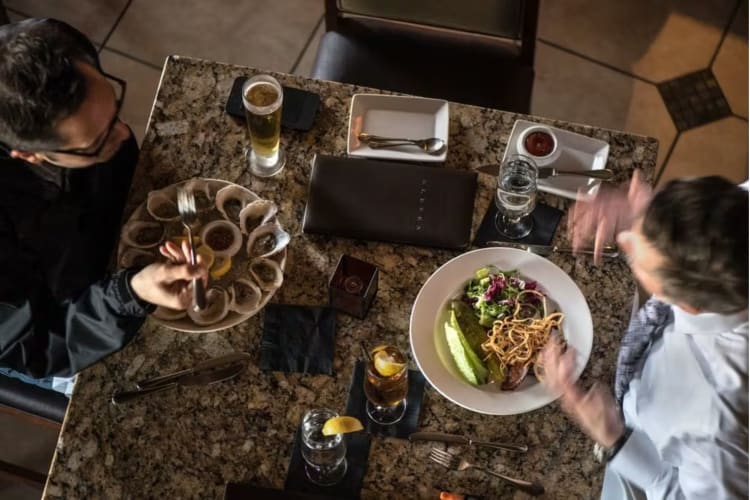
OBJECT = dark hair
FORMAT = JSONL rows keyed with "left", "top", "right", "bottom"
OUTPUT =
{"left": 0, "top": 18, "right": 99, "bottom": 150}
{"left": 642, "top": 176, "right": 748, "bottom": 314}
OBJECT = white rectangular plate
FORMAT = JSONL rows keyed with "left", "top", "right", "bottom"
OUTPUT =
{"left": 347, "top": 94, "right": 449, "bottom": 163}
{"left": 503, "top": 119, "right": 611, "bottom": 199}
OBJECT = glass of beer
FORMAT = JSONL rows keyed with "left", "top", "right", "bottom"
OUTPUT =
{"left": 242, "top": 74, "right": 285, "bottom": 177}
{"left": 364, "top": 345, "right": 408, "bottom": 425}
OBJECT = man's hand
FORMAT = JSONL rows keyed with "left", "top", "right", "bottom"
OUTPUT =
{"left": 129, "top": 241, "right": 208, "bottom": 310}
{"left": 568, "top": 169, "right": 652, "bottom": 265}
{"left": 541, "top": 341, "right": 625, "bottom": 448}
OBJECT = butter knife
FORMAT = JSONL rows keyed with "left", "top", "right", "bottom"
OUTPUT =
{"left": 485, "top": 241, "right": 619, "bottom": 258}
{"left": 136, "top": 352, "right": 252, "bottom": 390}
{"left": 111, "top": 362, "right": 247, "bottom": 405}
{"left": 409, "top": 432, "right": 528, "bottom": 453}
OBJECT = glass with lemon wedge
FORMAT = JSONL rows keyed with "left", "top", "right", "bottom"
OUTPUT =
{"left": 364, "top": 345, "right": 408, "bottom": 425}
{"left": 301, "top": 409, "right": 363, "bottom": 486}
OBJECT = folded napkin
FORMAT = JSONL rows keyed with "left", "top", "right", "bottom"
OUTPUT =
{"left": 473, "top": 202, "right": 563, "bottom": 247}
{"left": 260, "top": 304, "right": 336, "bottom": 375}
{"left": 344, "top": 361, "right": 426, "bottom": 439}
{"left": 284, "top": 426, "right": 370, "bottom": 499}
{"left": 303, "top": 155, "right": 477, "bottom": 250}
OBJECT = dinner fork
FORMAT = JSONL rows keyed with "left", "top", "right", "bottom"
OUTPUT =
{"left": 176, "top": 188, "right": 206, "bottom": 311}
{"left": 428, "top": 447, "right": 545, "bottom": 496}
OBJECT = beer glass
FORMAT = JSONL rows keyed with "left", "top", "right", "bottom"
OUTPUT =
{"left": 300, "top": 408, "right": 348, "bottom": 486}
{"left": 494, "top": 154, "right": 538, "bottom": 239}
{"left": 242, "top": 74, "right": 285, "bottom": 177}
{"left": 364, "top": 345, "right": 408, "bottom": 425}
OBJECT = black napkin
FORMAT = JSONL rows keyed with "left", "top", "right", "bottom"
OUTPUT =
{"left": 284, "top": 426, "right": 371, "bottom": 499}
{"left": 344, "top": 361, "right": 426, "bottom": 439}
{"left": 224, "top": 483, "right": 341, "bottom": 500}
{"left": 473, "top": 202, "right": 563, "bottom": 247}
{"left": 260, "top": 304, "right": 336, "bottom": 375}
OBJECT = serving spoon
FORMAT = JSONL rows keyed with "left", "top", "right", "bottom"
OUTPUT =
{"left": 358, "top": 133, "right": 446, "bottom": 155}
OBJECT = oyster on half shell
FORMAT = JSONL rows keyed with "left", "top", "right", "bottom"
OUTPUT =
{"left": 199, "top": 220, "right": 243, "bottom": 257}
{"left": 120, "top": 248, "right": 158, "bottom": 268}
{"left": 215, "top": 185, "right": 258, "bottom": 224}
{"left": 249, "top": 258, "right": 284, "bottom": 291}
{"left": 184, "top": 178, "right": 214, "bottom": 212}
{"left": 228, "top": 278, "right": 262, "bottom": 314}
{"left": 153, "top": 306, "right": 186, "bottom": 321}
{"left": 239, "top": 200, "right": 278, "bottom": 234}
{"left": 146, "top": 190, "right": 180, "bottom": 222}
{"left": 246, "top": 222, "right": 290, "bottom": 260}
{"left": 121, "top": 220, "right": 165, "bottom": 249}
{"left": 187, "top": 287, "right": 230, "bottom": 326}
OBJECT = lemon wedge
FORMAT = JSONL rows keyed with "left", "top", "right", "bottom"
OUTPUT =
{"left": 195, "top": 244, "right": 215, "bottom": 270}
{"left": 210, "top": 255, "right": 232, "bottom": 280}
{"left": 321, "top": 416, "right": 364, "bottom": 436}
{"left": 373, "top": 350, "right": 406, "bottom": 377}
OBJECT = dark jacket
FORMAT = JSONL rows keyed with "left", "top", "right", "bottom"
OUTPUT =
{"left": 0, "top": 135, "right": 150, "bottom": 377}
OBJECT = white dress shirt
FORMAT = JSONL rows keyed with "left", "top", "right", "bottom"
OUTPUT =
{"left": 604, "top": 303, "right": 749, "bottom": 499}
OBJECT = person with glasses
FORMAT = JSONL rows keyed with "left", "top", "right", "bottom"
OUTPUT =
{"left": 0, "top": 18, "right": 207, "bottom": 391}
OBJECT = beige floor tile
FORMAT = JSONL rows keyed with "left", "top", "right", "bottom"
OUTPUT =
{"left": 532, "top": 42, "right": 677, "bottom": 170}
{"left": 105, "top": 0, "right": 323, "bottom": 72}
{"left": 99, "top": 49, "right": 163, "bottom": 144}
{"left": 713, "top": 2, "right": 748, "bottom": 118}
{"left": 538, "top": 0, "right": 736, "bottom": 82}
{"left": 293, "top": 17, "right": 324, "bottom": 77}
{"left": 658, "top": 117, "right": 748, "bottom": 186}
{"left": 0, "top": 481, "right": 42, "bottom": 500}
{"left": 4, "top": 0, "right": 128, "bottom": 45}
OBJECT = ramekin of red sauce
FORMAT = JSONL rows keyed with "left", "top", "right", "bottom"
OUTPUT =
{"left": 517, "top": 125, "right": 560, "bottom": 166}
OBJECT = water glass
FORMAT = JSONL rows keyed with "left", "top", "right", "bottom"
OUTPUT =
{"left": 494, "top": 154, "right": 538, "bottom": 239}
{"left": 242, "top": 74, "right": 285, "bottom": 177}
{"left": 300, "top": 408, "right": 347, "bottom": 486}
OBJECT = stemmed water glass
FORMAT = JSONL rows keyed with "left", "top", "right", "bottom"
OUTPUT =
{"left": 494, "top": 154, "right": 538, "bottom": 239}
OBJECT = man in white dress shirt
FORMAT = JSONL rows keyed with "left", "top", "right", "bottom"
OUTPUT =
{"left": 543, "top": 174, "right": 748, "bottom": 499}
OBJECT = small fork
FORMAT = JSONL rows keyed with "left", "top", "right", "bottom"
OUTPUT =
{"left": 176, "top": 188, "right": 206, "bottom": 311}
{"left": 428, "top": 448, "right": 545, "bottom": 496}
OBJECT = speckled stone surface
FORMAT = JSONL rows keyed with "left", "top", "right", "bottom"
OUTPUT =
{"left": 43, "top": 56, "right": 658, "bottom": 500}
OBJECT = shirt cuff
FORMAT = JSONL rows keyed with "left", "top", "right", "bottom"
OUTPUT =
{"left": 609, "top": 427, "right": 668, "bottom": 489}
{"left": 113, "top": 268, "right": 156, "bottom": 316}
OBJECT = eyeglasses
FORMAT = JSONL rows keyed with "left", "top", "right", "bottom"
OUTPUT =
{"left": 46, "top": 72, "right": 127, "bottom": 158}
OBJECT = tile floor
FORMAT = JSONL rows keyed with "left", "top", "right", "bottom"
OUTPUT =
{"left": 1, "top": 1, "right": 747, "bottom": 498}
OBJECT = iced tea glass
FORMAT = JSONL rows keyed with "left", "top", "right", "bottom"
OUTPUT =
{"left": 300, "top": 408, "right": 348, "bottom": 486}
{"left": 364, "top": 345, "right": 408, "bottom": 425}
{"left": 242, "top": 74, "right": 285, "bottom": 177}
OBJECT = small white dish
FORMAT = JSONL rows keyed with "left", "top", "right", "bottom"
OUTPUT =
{"left": 347, "top": 93, "right": 449, "bottom": 163}
{"left": 516, "top": 125, "right": 560, "bottom": 166}
{"left": 504, "top": 119, "right": 610, "bottom": 199}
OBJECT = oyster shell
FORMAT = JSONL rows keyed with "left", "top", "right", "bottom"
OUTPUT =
{"left": 121, "top": 220, "right": 165, "bottom": 249}
{"left": 184, "top": 178, "right": 213, "bottom": 213}
{"left": 199, "top": 220, "right": 243, "bottom": 257}
{"left": 239, "top": 200, "right": 278, "bottom": 234}
{"left": 228, "top": 278, "right": 262, "bottom": 314}
{"left": 215, "top": 185, "right": 258, "bottom": 224}
{"left": 146, "top": 190, "right": 180, "bottom": 222}
{"left": 249, "top": 257, "right": 284, "bottom": 291}
{"left": 246, "top": 222, "right": 290, "bottom": 259}
{"left": 120, "top": 248, "right": 158, "bottom": 268}
{"left": 187, "top": 287, "right": 229, "bottom": 326}
{"left": 152, "top": 306, "right": 186, "bottom": 321}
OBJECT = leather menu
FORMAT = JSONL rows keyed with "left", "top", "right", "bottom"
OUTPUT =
{"left": 303, "top": 155, "right": 477, "bottom": 250}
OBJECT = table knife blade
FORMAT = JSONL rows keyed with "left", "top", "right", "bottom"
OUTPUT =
{"left": 136, "top": 352, "right": 251, "bottom": 389}
{"left": 409, "top": 431, "right": 527, "bottom": 452}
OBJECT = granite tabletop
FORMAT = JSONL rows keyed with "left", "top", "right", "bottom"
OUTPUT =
{"left": 43, "top": 56, "right": 658, "bottom": 500}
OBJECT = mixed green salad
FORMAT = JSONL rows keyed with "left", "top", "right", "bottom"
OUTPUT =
{"left": 444, "top": 266, "right": 544, "bottom": 387}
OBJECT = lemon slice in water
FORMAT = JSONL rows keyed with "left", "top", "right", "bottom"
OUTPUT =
{"left": 321, "top": 416, "right": 364, "bottom": 436}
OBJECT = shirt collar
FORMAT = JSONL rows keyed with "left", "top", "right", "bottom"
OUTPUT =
{"left": 672, "top": 305, "right": 748, "bottom": 335}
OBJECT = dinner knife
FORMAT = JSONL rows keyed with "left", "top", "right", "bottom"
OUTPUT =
{"left": 409, "top": 431, "right": 528, "bottom": 453}
{"left": 111, "top": 361, "right": 247, "bottom": 405}
{"left": 136, "top": 352, "right": 252, "bottom": 390}
{"left": 484, "top": 241, "right": 620, "bottom": 258}
{"left": 476, "top": 164, "right": 614, "bottom": 181}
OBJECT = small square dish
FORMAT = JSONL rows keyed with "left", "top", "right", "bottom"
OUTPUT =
{"left": 503, "top": 119, "right": 611, "bottom": 199}
{"left": 347, "top": 94, "right": 449, "bottom": 163}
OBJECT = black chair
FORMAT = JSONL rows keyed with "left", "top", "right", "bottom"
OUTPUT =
{"left": 312, "top": 0, "right": 539, "bottom": 113}
{"left": 0, "top": 1, "right": 9, "bottom": 26}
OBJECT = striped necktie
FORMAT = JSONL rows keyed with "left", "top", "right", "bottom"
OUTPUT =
{"left": 614, "top": 297, "right": 674, "bottom": 406}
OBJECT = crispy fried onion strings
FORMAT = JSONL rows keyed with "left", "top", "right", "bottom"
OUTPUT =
{"left": 480, "top": 290, "right": 564, "bottom": 380}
